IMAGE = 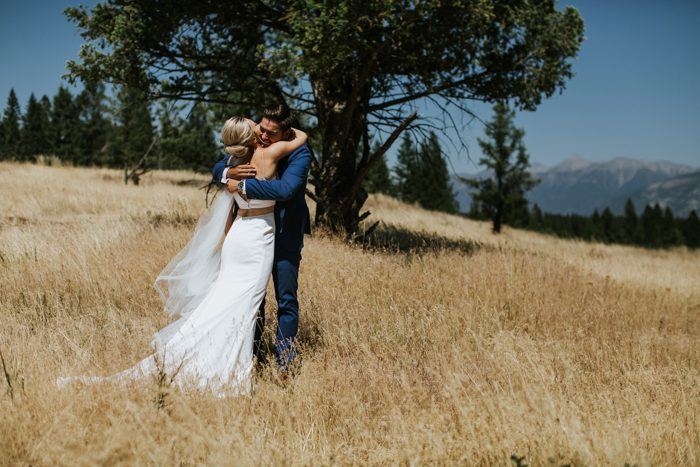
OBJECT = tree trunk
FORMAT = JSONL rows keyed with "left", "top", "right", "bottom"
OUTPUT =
{"left": 311, "top": 80, "right": 369, "bottom": 234}
{"left": 492, "top": 215, "right": 502, "bottom": 234}
{"left": 313, "top": 118, "right": 366, "bottom": 234}
{"left": 310, "top": 78, "right": 415, "bottom": 235}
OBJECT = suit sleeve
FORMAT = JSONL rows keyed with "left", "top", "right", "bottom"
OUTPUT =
{"left": 212, "top": 155, "right": 229, "bottom": 183}
{"left": 245, "top": 145, "right": 311, "bottom": 201}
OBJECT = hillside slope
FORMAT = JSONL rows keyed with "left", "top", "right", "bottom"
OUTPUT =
{"left": 1, "top": 162, "right": 698, "bottom": 465}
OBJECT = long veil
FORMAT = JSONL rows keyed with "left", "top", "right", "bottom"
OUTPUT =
{"left": 151, "top": 187, "right": 235, "bottom": 347}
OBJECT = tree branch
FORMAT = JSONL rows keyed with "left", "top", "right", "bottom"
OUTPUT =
{"left": 347, "top": 111, "right": 418, "bottom": 207}
{"left": 368, "top": 78, "right": 471, "bottom": 112}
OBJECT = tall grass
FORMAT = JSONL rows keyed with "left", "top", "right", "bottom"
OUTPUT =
{"left": 1, "top": 162, "right": 698, "bottom": 465}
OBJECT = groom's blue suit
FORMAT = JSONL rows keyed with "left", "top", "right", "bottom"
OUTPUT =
{"left": 212, "top": 145, "right": 312, "bottom": 370}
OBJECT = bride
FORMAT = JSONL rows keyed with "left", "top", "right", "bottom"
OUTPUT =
{"left": 57, "top": 116, "right": 308, "bottom": 396}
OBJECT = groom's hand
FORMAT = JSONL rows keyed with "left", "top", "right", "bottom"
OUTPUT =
{"left": 225, "top": 179, "right": 238, "bottom": 193}
{"left": 226, "top": 165, "right": 256, "bottom": 179}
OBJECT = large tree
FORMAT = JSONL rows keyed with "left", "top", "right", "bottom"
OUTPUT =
{"left": 462, "top": 102, "right": 538, "bottom": 233}
{"left": 65, "top": 0, "right": 584, "bottom": 233}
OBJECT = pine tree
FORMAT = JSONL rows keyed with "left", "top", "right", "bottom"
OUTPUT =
{"left": 682, "top": 210, "right": 699, "bottom": 249}
{"left": 641, "top": 203, "right": 663, "bottom": 248}
{"left": 661, "top": 206, "right": 683, "bottom": 246}
{"left": 155, "top": 101, "right": 218, "bottom": 172}
{"left": 155, "top": 100, "right": 183, "bottom": 170}
{"left": 529, "top": 203, "right": 544, "bottom": 229}
{"left": 52, "top": 86, "right": 81, "bottom": 163}
{"left": 590, "top": 209, "right": 603, "bottom": 240}
{"left": 20, "top": 93, "right": 52, "bottom": 161}
{"left": 76, "top": 81, "right": 112, "bottom": 166}
{"left": 181, "top": 102, "right": 218, "bottom": 172}
{"left": 1, "top": 89, "right": 22, "bottom": 159}
{"left": 622, "top": 198, "right": 642, "bottom": 244}
{"left": 600, "top": 207, "right": 619, "bottom": 243}
{"left": 417, "top": 132, "right": 458, "bottom": 213}
{"left": 462, "top": 102, "right": 539, "bottom": 233}
{"left": 363, "top": 141, "right": 395, "bottom": 196}
{"left": 40, "top": 95, "right": 52, "bottom": 120}
{"left": 394, "top": 134, "right": 422, "bottom": 204}
{"left": 112, "top": 84, "right": 154, "bottom": 172}
{"left": 468, "top": 200, "right": 482, "bottom": 219}
{"left": 40, "top": 95, "right": 54, "bottom": 161}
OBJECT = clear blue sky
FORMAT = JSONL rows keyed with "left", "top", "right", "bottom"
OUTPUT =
{"left": 1, "top": 0, "right": 699, "bottom": 173}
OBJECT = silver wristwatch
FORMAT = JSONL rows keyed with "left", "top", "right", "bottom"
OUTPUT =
{"left": 237, "top": 180, "right": 247, "bottom": 199}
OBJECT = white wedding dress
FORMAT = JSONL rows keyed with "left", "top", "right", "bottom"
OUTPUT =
{"left": 57, "top": 186, "right": 276, "bottom": 397}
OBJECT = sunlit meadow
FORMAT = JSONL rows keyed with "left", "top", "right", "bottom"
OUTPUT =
{"left": 1, "top": 162, "right": 698, "bottom": 465}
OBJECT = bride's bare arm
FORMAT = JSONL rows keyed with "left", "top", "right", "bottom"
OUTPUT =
{"left": 265, "top": 128, "right": 308, "bottom": 161}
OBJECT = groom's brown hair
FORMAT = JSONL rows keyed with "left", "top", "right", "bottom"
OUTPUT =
{"left": 262, "top": 103, "right": 295, "bottom": 132}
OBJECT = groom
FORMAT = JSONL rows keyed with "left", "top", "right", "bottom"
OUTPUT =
{"left": 212, "top": 103, "right": 312, "bottom": 373}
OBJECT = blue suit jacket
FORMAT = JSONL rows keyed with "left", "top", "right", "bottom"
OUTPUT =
{"left": 212, "top": 145, "right": 312, "bottom": 253}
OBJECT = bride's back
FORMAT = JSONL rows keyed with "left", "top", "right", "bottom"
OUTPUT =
{"left": 249, "top": 146, "right": 278, "bottom": 180}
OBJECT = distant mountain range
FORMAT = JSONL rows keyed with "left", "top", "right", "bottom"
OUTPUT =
{"left": 451, "top": 156, "right": 700, "bottom": 217}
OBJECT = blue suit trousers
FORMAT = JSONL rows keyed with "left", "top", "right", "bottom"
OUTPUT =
{"left": 253, "top": 246, "right": 301, "bottom": 370}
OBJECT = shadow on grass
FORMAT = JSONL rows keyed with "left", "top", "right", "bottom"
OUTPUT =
{"left": 355, "top": 222, "right": 483, "bottom": 255}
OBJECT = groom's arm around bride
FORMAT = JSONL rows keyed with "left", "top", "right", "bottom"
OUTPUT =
{"left": 211, "top": 141, "right": 312, "bottom": 247}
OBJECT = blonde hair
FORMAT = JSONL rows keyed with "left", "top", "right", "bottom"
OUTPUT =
{"left": 221, "top": 116, "right": 255, "bottom": 159}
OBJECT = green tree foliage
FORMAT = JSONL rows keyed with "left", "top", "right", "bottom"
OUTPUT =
{"left": 641, "top": 203, "right": 664, "bottom": 248}
{"left": 155, "top": 100, "right": 182, "bottom": 170}
{"left": 683, "top": 210, "right": 700, "bottom": 248}
{"left": 600, "top": 207, "right": 623, "bottom": 243}
{"left": 417, "top": 132, "right": 458, "bottom": 213}
{"left": 363, "top": 141, "right": 394, "bottom": 196}
{"left": 156, "top": 101, "right": 218, "bottom": 172}
{"left": 462, "top": 102, "right": 539, "bottom": 233}
{"left": 52, "top": 86, "right": 81, "bottom": 162}
{"left": 110, "top": 84, "right": 154, "bottom": 169}
{"left": 0, "top": 83, "right": 219, "bottom": 172}
{"left": 394, "top": 132, "right": 457, "bottom": 213}
{"left": 622, "top": 198, "right": 643, "bottom": 243}
{"left": 75, "top": 81, "right": 112, "bottom": 166}
{"left": 502, "top": 202, "right": 697, "bottom": 250}
{"left": 394, "top": 134, "right": 422, "bottom": 204}
{"left": 1, "top": 89, "right": 22, "bottom": 159}
{"left": 661, "top": 206, "right": 684, "bottom": 246}
{"left": 20, "top": 93, "right": 52, "bottom": 161}
{"left": 65, "top": 0, "right": 584, "bottom": 233}
{"left": 181, "top": 103, "right": 218, "bottom": 172}
{"left": 40, "top": 95, "right": 52, "bottom": 121}
{"left": 528, "top": 203, "right": 544, "bottom": 229}
{"left": 590, "top": 209, "right": 602, "bottom": 239}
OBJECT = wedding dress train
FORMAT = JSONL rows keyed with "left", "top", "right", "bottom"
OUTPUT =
{"left": 57, "top": 189, "right": 275, "bottom": 397}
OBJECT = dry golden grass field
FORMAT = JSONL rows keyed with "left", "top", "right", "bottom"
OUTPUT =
{"left": 1, "top": 161, "right": 698, "bottom": 465}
